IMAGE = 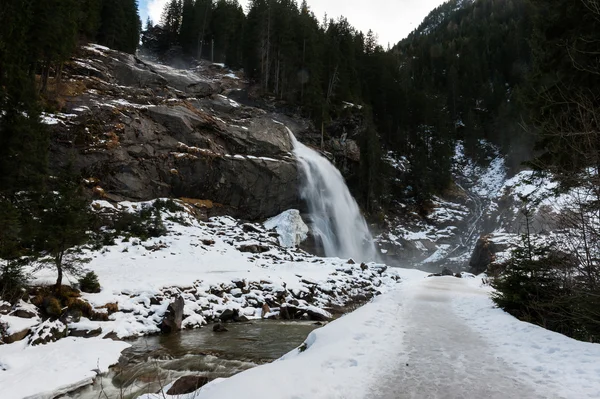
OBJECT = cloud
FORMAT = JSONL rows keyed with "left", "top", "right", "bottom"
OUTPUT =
{"left": 146, "top": 0, "right": 169, "bottom": 25}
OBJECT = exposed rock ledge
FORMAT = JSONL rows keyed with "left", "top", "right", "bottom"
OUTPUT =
{"left": 47, "top": 44, "right": 303, "bottom": 220}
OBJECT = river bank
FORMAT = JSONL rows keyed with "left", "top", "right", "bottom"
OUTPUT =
{"left": 0, "top": 200, "right": 401, "bottom": 399}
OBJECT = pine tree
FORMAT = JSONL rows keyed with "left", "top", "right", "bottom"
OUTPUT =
{"left": 97, "top": 0, "right": 141, "bottom": 54}
{"left": 161, "top": 0, "right": 183, "bottom": 48}
{"left": 179, "top": 0, "right": 196, "bottom": 54}
{"left": 193, "top": 0, "right": 213, "bottom": 58}
{"left": 33, "top": 174, "right": 94, "bottom": 293}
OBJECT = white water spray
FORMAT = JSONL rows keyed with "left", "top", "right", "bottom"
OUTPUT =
{"left": 287, "top": 129, "right": 377, "bottom": 262}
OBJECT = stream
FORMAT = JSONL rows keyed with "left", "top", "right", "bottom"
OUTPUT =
{"left": 62, "top": 321, "right": 320, "bottom": 399}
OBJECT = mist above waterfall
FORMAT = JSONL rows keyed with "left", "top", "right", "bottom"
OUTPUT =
{"left": 287, "top": 129, "right": 378, "bottom": 262}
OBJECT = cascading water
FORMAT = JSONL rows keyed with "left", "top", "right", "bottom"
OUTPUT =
{"left": 287, "top": 129, "right": 378, "bottom": 262}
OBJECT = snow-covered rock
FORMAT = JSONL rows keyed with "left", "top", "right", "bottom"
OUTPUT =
{"left": 264, "top": 209, "right": 309, "bottom": 248}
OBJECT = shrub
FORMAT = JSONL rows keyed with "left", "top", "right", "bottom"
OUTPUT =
{"left": 66, "top": 298, "right": 93, "bottom": 318}
{"left": 78, "top": 271, "right": 101, "bottom": 293}
{"left": 153, "top": 199, "right": 183, "bottom": 213}
{"left": 41, "top": 297, "right": 63, "bottom": 318}
{"left": 492, "top": 242, "right": 600, "bottom": 342}
{"left": 0, "top": 262, "right": 28, "bottom": 303}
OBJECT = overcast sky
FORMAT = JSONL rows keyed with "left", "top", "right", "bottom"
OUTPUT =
{"left": 140, "top": 0, "right": 448, "bottom": 47}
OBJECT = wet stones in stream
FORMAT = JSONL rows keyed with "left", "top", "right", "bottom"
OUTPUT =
{"left": 160, "top": 296, "right": 185, "bottom": 333}
{"left": 167, "top": 375, "right": 212, "bottom": 395}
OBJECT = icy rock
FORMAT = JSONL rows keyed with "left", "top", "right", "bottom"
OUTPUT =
{"left": 160, "top": 296, "right": 185, "bottom": 333}
{"left": 264, "top": 209, "right": 309, "bottom": 248}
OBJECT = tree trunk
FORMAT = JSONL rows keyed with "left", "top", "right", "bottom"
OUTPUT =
{"left": 54, "top": 250, "right": 64, "bottom": 293}
{"left": 55, "top": 263, "right": 63, "bottom": 293}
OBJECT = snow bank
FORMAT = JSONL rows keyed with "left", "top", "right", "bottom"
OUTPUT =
{"left": 140, "top": 272, "right": 600, "bottom": 399}
{"left": 454, "top": 276, "right": 600, "bottom": 399}
{"left": 139, "top": 268, "right": 429, "bottom": 399}
{"left": 0, "top": 337, "right": 130, "bottom": 399}
{"left": 1, "top": 315, "right": 40, "bottom": 336}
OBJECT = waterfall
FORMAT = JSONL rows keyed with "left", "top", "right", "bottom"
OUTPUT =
{"left": 287, "top": 129, "right": 378, "bottom": 262}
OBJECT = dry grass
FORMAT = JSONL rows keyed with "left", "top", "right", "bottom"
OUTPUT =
{"left": 37, "top": 76, "right": 88, "bottom": 111}
{"left": 180, "top": 198, "right": 215, "bottom": 209}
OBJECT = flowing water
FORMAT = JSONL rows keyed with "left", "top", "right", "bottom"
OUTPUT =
{"left": 63, "top": 321, "right": 319, "bottom": 399}
{"left": 288, "top": 130, "right": 377, "bottom": 262}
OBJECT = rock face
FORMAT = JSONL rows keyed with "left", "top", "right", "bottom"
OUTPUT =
{"left": 469, "top": 236, "right": 498, "bottom": 275}
{"left": 49, "top": 44, "right": 301, "bottom": 220}
{"left": 160, "top": 296, "right": 185, "bottom": 333}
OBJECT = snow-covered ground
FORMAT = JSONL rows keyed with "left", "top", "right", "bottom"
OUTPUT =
{"left": 0, "top": 200, "right": 400, "bottom": 399}
{"left": 141, "top": 272, "right": 600, "bottom": 399}
{"left": 0, "top": 337, "right": 129, "bottom": 399}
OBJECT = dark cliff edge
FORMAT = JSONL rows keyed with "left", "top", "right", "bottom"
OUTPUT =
{"left": 46, "top": 44, "right": 308, "bottom": 220}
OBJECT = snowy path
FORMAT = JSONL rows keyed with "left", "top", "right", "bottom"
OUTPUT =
{"left": 144, "top": 271, "right": 600, "bottom": 399}
{"left": 368, "top": 277, "right": 551, "bottom": 399}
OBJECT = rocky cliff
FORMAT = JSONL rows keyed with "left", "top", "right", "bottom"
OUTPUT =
{"left": 46, "top": 44, "right": 305, "bottom": 220}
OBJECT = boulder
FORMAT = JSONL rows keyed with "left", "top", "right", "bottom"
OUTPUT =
{"left": 264, "top": 210, "right": 309, "bottom": 248}
{"left": 2, "top": 326, "right": 31, "bottom": 344}
{"left": 237, "top": 244, "right": 270, "bottom": 254}
{"left": 279, "top": 304, "right": 300, "bottom": 320}
{"left": 160, "top": 296, "right": 185, "bottom": 333}
{"left": 111, "top": 60, "right": 167, "bottom": 88}
{"left": 305, "top": 308, "right": 332, "bottom": 322}
{"left": 60, "top": 308, "right": 82, "bottom": 324}
{"left": 212, "top": 323, "right": 228, "bottom": 333}
{"left": 146, "top": 105, "right": 207, "bottom": 136}
{"left": 166, "top": 376, "right": 211, "bottom": 395}
{"left": 29, "top": 320, "right": 67, "bottom": 346}
{"left": 219, "top": 308, "right": 238, "bottom": 322}
{"left": 0, "top": 302, "right": 11, "bottom": 315}
{"left": 261, "top": 303, "right": 271, "bottom": 318}
{"left": 69, "top": 327, "right": 102, "bottom": 338}
{"left": 224, "top": 116, "right": 294, "bottom": 157}
{"left": 11, "top": 309, "right": 37, "bottom": 319}
{"left": 469, "top": 236, "right": 497, "bottom": 275}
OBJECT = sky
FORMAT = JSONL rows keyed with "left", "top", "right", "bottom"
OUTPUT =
{"left": 139, "top": 0, "right": 448, "bottom": 47}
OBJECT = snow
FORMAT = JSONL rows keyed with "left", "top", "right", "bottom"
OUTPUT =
{"left": 1, "top": 315, "right": 40, "bottom": 336}
{"left": 264, "top": 209, "right": 309, "bottom": 248}
{"left": 24, "top": 200, "right": 398, "bottom": 340}
{"left": 138, "top": 268, "right": 426, "bottom": 399}
{"left": 0, "top": 337, "right": 130, "bottom": 399}
{"left": 0, "top": 199, "right": 402, "bottom": 398}
{"left": 453, "top": 141, "right": 507, "bottom": 199}
{"left": 453, "top": 276, "right": 600, "bottom": 399}
{"left": 41, "top": 112, "right": 78, "bottom": 126}
{"left": 142, "top": 272, "right": 600, "bottom": 399}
